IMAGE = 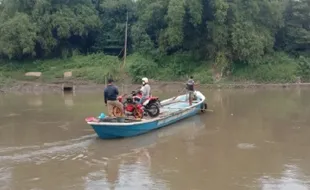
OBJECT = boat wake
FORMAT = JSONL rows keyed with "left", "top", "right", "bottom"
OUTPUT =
{"left": 0, "top": 167, "right": 12, "bottom": 190}
{"left": 0, "top": 134, "right": 96, "bottom": 166}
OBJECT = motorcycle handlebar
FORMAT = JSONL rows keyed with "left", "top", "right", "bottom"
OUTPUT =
{"left": 131, "top": 89, "right": 142, "bottom": 95}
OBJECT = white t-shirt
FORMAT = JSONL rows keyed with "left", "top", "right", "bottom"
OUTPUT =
{"left": 140, "top": 84, "right": 150, "bottom": 97}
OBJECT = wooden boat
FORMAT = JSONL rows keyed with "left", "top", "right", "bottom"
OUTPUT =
{"left": 85, "top": 91, "right": 207, "bottom": 139}
{"left": 85, "top": 115, "right": 205, "bottom": 159}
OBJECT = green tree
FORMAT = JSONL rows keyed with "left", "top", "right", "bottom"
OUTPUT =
{"left": 0, "top": 0, "right": 310, "bottom": 84}
{"left": 0, "top": 13, "right": 37, "bottom": 59}
{"left": 278, "top": 0, "right": 310, "bottom": 55}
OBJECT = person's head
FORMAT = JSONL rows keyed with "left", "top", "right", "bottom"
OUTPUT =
{"left": 190, "top": 76, "right": 193, "bottom": 79}
{"left": 142, "top": 77, "right": 148, "bottom": 85}
{"left": 108, "top": 78, "right": 114, "bottom": 84}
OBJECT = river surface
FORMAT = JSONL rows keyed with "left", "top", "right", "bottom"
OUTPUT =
{"left": 1, "top": 88, "right": 310, "bottom": 190}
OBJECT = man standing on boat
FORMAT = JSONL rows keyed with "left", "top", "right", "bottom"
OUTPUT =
{"left": 139, "top": 77, "right": 151, "bottom": 104}
{"left": 186, "top": 76, "right": 195, "bottom": 106}
{"left": 104, "top": 78, "right": 124, "bottom": 117}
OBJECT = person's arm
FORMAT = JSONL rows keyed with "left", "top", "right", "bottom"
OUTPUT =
{"left": 115, "top": 86, "right": 119, "bottom": 96}
{"left": 104, "top": 89, "right": 107, "bottom": 105}
{"left": 147, "top": 85, "right": 151, "bottom": 96}
{"left": 140, "top": 86, "right": 146, "bottom": 96}
{"left": 185, "top": 80, "right": 188, "bottom": 85}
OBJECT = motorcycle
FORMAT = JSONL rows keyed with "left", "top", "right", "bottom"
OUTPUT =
{"left": 114, "top": 90, "right": 161, "bottom": 119}
{"left": 131, "top": 90, "right": 162, "bottom": 108}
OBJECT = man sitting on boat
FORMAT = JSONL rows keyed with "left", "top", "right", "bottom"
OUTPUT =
{"left": 104, "top": 78, "right": 124, "bottom": 117}
{"left": 139, "top": 77, "right": 151, "bottom": 104}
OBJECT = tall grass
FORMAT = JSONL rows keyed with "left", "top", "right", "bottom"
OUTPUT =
{"left": 0, "top": 53, "right": 122, "bottom": 83}
{"left": 231, "top": 52, "right": 299, "bottom": 83}
{"left": 0, "top": 51, "right": 307, "bottom": 85}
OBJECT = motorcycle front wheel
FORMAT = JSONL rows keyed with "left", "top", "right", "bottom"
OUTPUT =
{"left": 112, "top": 106, "right": 123, "bottom": 117}
{"left": 133, "top": 108, "right": 144, "bottom": 119}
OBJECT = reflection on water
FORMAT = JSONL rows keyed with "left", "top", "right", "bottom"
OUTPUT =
{"left": 63, "top": 92, "right": 75, "bottom": 107}
{"left": 27, "top": 95, "right": 43, "bottom": 107}
{"left": 1, "top": 89, "right": 310, "bottom": 189}
{"left": 260, "top": 164, "right": 310, "bottom": 190}
{"left": 84, "top": 149, "right": 169, "bottom": 190}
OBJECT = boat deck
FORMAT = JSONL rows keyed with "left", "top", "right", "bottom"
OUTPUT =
{"left": 96, "top": 99, "right": 201, "bottom": 123}
{"left": 160, "top": 100, "right": 196, "bottom": 113}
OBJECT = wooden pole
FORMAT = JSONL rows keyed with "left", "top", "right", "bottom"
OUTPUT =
{"left": 120, "top": 11, "right": 129, "bottom": 93}
{"left": 123, "top": 11, "right": 128, "bottom": 70}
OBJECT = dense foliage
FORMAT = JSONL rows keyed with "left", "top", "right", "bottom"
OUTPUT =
{"left": 0, "top": 0, "right": 310, "bottom": 83}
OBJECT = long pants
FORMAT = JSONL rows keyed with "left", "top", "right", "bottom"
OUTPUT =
{"left": 107, "top": 100, "right": 124, "bottom": 117}
{"left": 139, "top": 96, "right": 147, "bottom": 104}
{"left": 187, "top": 91, "right": 194, "bottom": 105}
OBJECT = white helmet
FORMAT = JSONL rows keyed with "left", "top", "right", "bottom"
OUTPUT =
{"left": 142, "top": 77, "right": 148, "bottom": 84}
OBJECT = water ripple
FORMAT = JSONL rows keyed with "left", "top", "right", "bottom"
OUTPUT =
{"left": 0, "top": 134, "right": 96, "bottom": 154}
{"left": 0, "top": 134, "right": 96, "bottom": 165}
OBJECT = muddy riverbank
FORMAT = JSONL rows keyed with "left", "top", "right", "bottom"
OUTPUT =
{"left": 1, "top": 80, "right": 310, "bottom": 94}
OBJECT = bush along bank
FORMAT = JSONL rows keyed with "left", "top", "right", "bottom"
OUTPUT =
{"left": 0, "top": 52, "right": 310, "bottom": 87}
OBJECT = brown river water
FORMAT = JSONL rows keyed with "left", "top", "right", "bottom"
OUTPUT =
{"left": 1, "top": 88, "right": 310, "bottom": 190}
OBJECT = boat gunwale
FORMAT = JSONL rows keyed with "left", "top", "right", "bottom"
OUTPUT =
{"left": 87, "top": 91, "right": 205, "bottom": 126}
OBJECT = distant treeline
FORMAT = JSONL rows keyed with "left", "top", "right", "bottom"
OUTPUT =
{"left": 0, "top": 0, "right": 310, "bottom": 82}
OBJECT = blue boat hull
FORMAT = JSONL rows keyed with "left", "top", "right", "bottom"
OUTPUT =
{"left": 90, "top": 102, "right": 202, "bottom": 139}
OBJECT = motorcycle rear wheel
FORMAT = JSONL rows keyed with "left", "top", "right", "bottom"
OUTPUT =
{"left": 147, "top": 104, "right": 160, "bottom": 117}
